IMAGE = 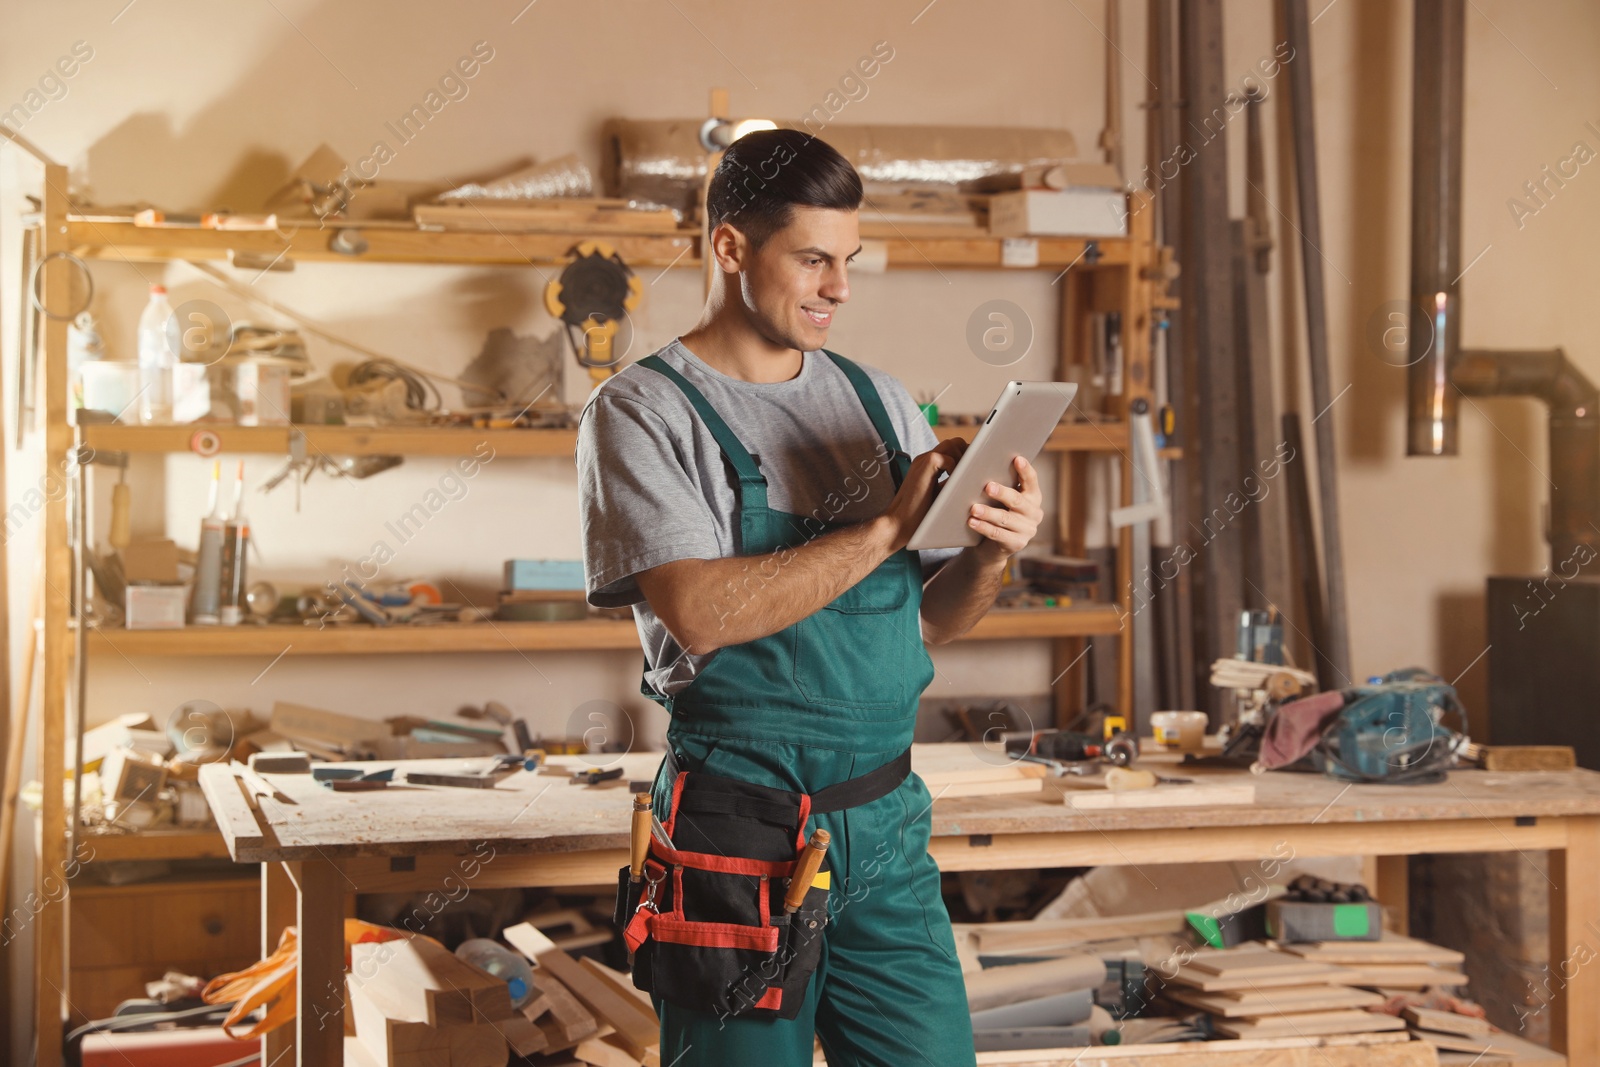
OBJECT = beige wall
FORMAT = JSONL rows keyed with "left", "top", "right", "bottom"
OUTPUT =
{"left": 2, "top": 0, "right": 1597, "bottom": 1049}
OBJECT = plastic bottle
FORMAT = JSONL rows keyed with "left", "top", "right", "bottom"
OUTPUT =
{"left": 137, "top": 285, "right": 175, "bottom": 424}
{"left": 190, "top": 461, "right": 225, "bottom": 625}
{"left": 453, "top": 939, "right": 534, "bottom": 1009}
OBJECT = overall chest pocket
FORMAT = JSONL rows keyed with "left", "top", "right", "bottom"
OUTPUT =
{"left": 792, "top": 556, "right": 919, "bottom": 714}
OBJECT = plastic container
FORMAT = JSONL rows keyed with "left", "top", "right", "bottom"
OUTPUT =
{"left": 1150, "top": 711, "right": 1208, "bottom": 752}
{"left": 454, "top": 938, "right": 534, "bottom": 1009}
{"left": 136, "top": 285, "right": 175, "bottom": 424}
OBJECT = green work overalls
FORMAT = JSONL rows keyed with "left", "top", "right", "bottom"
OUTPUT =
{"left": 635, "top": 351, "right": 976, "bottom": 1067}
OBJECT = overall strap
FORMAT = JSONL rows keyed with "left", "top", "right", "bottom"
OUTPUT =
{"left": 823, "top": 351, "right": 910, "bottom": 486}
{"left": 637, "top": 355, "right": 768, "bottom": 511}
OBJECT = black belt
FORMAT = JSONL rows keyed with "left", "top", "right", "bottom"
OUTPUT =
{"left": 664, "top": 747, "right": 911, "bottom": 824}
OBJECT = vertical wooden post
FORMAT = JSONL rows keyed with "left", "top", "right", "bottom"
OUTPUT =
{"left": 262, "top": 861, "right": 298, "bottom": 1066}
{"left": 35, "top": 160, "right": 71, "bottom": 1067}
{"left": 1550, "top": 816, "right": 1600, "bottom": 1058}
{"left": 1373, "top": 855, "right": 1409, "bottom": 935}
{"left": 292, "top": 859, "right": 347, "bottom": 1066}
{"left": 1117, "top": 192, "right": 1155, "bottom": 720}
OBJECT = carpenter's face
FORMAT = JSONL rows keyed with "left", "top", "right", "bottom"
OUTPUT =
{"left": 731, "top": 206, "right": 860, "bottom": 353}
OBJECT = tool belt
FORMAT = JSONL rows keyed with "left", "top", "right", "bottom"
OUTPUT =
{"left": 613, "top": 748, "right": 910, "bottom": 1020}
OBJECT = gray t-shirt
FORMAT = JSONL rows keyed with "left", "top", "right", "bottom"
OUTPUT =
{"left": 577, "top": 338, "right": 960, "bottom": 697}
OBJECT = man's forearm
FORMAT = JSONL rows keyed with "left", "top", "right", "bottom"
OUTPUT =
{"left": 919, "top": 542, "right": 1008, "bottom": 645}
{"left": 650, "top": 518, "right": 897, "bottom": 654}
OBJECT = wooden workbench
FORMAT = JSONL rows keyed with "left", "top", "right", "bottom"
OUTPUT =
{"left": 199, "top": 750, "right": 1600, "bottom": 1066}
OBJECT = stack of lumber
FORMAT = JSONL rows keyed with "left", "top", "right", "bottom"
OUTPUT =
{"left": 1282, "top": 935, "right": 1470, "bottom": 991}
{"left": 344, "top": 936, "right": 546, "bottom": 1067}
{"left": 1399, "top": 1006, "right": 1563, "bottom": 1063}
{"left": 1164, "top": 946, "right": 1405, "bottom": 1040}
{"left": 503, "top": 922, "right": 663, "bottom": 1067}
{"left": 911, "top": 744, "right": 1047, "bottom": 799}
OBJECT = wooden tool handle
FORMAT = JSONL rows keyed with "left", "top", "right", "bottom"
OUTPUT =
{"left": 784, "top": 828, "right": 831, "bottom": 913}
{"left": 629, "top": 793, "right": 652, "bottom": 882}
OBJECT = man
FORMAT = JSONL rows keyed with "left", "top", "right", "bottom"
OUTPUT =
{"left": 578, "top": 129, "right": 1042, "bottom": 1066}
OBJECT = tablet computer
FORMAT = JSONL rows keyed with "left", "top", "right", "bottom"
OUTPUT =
{"left": 906, "top": 381, "right": 1077, "bottom": 551}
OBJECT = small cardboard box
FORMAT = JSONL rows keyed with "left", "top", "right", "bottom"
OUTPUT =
{"left": 1266, "top": 899, "right": 1383, "bottom": 943}
{"left": 988, "top": 189, "right": 1129, "bottom": 238}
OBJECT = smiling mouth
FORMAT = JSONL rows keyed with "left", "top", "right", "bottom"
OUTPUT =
{"left": 803, "top": 306, "right": 833, "bottom": 327}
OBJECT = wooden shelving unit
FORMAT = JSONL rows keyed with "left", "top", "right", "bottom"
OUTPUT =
{"left": 88, "top": 604, "right": 1124, "bottom": 657}
{"left": 9, "top": 125, "right": 1169, "bottom": 1066}
{"left": 79, "top": 419, "right": 1144, "bottom": 458}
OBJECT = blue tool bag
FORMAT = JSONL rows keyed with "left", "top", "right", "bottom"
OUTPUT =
{"left": 1312, "top": 668, "right": 1467, "bottom": 784}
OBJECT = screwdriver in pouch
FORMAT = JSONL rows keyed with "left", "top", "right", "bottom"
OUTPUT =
{"left": 784, "top": 829, "right": 832, "bottom": 913}
{"left": 630, "top": 793, "right": 652, "bottom": 883}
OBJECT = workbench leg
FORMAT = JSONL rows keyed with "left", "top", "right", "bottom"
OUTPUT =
{"left": 291, "top": 860, "right": 346, "bottom": 1066}
{"left": 262, "top": 862, "right": 297, "bottom": 1066}
{"left": 1374, "top": 855, "right": 1409, "bottom": 935}
{"left": 1550, "top": 816, "right": 1600, "bottom": 1060}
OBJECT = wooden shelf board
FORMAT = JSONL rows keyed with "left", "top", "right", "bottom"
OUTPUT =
{"left": 69, "top": 219, "right": 699, "bottom": 269}
{"left": 88, "top": 607, "right": 1118, "bottom": 657}
{"left": 73, "top": 828, "right": 231, "bottom": 862}
{"left": 84, "top": 421, "right": 1137, "bottom": 457}
{"left": 89, "top": 618, "right": 644, "bottom": 656}
{"left": 69, "top": 218, "right": 1134, "bottom": 272}
{"left": 81, "top": 423, "right": 574, "bottom": 458}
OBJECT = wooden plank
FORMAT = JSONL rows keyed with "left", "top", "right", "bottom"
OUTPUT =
{"left": 504, "top": 924, "right": 655, "bottom": 1052}
{"left": 262, "top": 862, "right": 297, "bottom": 1067}
{"left": 1375, "top": 855, "right": 1411, "bottom": 935}
{"left": 37, "top": 157, "right": 72, "bottom": 1067}
{"left": 347, "top": 975, "right": 451, "bottom": 1063}
{"left": 1403, "top": 1007, "right": 1493, "bottom": 1036}
{"left": 1166, "top": 984, "right": 1383, "bottom": 1018}
{"left": 526, "top": 971, "right": 597, "bottom": 1045}
{"left": 1215, "top": 1010, "right": 1407, "bottom": 1039}
{"left": 197, "top": 763, "right": 266, "bottom": 855}
{"left": 349, "top": 940, "right": 474, "bottom": 1027}
{"left": 414, "top": 199, "right": 679, "bottom": 234}
{"left": 1068, "top": 783, "right": 1256, "bottom": 809}
{"left": 1187, "top": 949, "right": 1333, "bottom": 978}
{"left": 970, "top": 1031, "right": 1430, "bottom": 1065}
{"left": 577, "top": 958, "right": 658, "bottom": 1031}
{"left": 1550, "top": 814, "right": 1600, "bottom": 1058}
{"left": 90, "top": 606, "right": 1120, "bottom": 658}
{"left": 962, "top": 910, "right": 1187, "bottom": 954}
{"left": 1284, "top": 936, "right": 1465, "bottom": 966}
{"left": 1480, "top": 746, "right": 1578, "bottom": 772}
{"left": 294, "top": 860, "right": 346, "bottom": 1065}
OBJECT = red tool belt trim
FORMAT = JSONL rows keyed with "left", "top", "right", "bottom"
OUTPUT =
{"left": 650, "top": 844, "right": 795, "bottom": 879}
{"left": 754, "top": 987, "right": 783, "bottom": 1010}
{"left": 650, "top": 916, "right": 781, "bottom": 952}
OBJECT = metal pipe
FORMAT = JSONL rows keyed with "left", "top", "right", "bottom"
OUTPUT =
{"left": 1407, "top": 0, "right": 1467, "bottom": 456}
{"left": 1453, "top": 348, "right": 1600, "bottom": 567}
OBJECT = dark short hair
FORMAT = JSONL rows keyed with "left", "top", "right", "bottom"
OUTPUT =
{"left": 705, "top": 129, "right": 862, "bottom": 248}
